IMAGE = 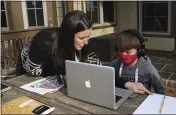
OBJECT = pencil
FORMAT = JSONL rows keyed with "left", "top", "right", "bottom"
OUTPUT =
{"left": 159, "top": 95, "right": 166, "bottom": 113}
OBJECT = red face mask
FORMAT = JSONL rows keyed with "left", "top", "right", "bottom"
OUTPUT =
{"left": 119, "top": 53, "right": 137, "bottom": 66}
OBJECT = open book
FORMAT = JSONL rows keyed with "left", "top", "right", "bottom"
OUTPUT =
{"left": 2, "top": 96, "right": 55, "bottom": 114}
{"left": 133, "top": 93, "right": 176, "bottom": 114}
{"left": 20, "top": 75, "right": 65, "bottom": 95}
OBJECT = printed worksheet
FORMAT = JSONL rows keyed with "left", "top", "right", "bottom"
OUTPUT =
{"left": 20, "top": 75, "right": 64, "bottom": 95}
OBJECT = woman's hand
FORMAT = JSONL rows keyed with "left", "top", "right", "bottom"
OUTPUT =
{"left": 125, "top": 82, "right": 153, "bottom": 95}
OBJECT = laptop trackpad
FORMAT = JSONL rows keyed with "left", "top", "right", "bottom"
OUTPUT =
{"left": 115, "top": 87, "right": 133, "bottom": 97}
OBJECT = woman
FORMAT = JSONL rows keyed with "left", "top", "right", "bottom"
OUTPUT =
{"left": 16, "top": 10, "right": 101, "bottom": 84}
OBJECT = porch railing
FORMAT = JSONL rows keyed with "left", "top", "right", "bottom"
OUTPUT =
{"left": 1, "top": 27, "right": 46, "bottom": 76}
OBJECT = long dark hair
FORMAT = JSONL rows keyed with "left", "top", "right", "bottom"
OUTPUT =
{"left": 52, "top": 10, "right": 93, "bottom": 76}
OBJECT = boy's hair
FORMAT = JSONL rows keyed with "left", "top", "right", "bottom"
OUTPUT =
{"left": 116, "top": 31, "right": 141, "bottom": 52}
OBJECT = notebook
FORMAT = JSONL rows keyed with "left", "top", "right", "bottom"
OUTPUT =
{"left": 2, "top": 96, "right": 55, "bottom": 114}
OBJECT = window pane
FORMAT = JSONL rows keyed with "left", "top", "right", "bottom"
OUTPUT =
{"left": 36, "top": 9, "right": 44, "bottom": 26}
{"left": 86, "top": 10, "right": 91, "bottom": 21}
{"left": 142, "top": 17, "right": 155, "bottom": 32}
{"left": 92, "top": 8, "right": 99, "bottom": 23}
{"left": 86, "top": 1, "right": 99, "bottom": 24}
{"left": 62, "top": 1, "right": 68, "bottom": 16}
{"left": 142, "top": 3, "right": 155, "bottom": 17}
{"left": 1, "top": 11, "right": 7, "bottom": 27}
{"left": 1, "top": 1, "right": 5, "bottom": 10}
{"left": 28, "top": 9, "right": 36, "bottom": 26}
{"left": 155, "top": 3, "right": 168, "bottom": 16}
{"left": 155, "top": 17, "right": 168, "bottom": 32}
{"left": 36, "top": 1, "right": 42, "bottom": 8}
{"left": 93, "top": 1, "right": 98, "bottom": 7}
{"left": 86, "top": 1, "right": 98, "bottom": 9}
{"left": 27, "top": 1, "right": 35, "bottom": 8}
{"left": 142, "top": 2, "right": 168, "bottom": 32}
{"left": 103, "top": 1, "right": 114, "bottom": 23}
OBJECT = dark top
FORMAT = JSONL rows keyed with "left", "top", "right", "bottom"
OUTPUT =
{"left": 16, "top": 27, "right": 101, "bottom": 80}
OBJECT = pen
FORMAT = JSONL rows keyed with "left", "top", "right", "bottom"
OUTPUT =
{"left": 159, "top": 95, "right": 166, "bottom": 113}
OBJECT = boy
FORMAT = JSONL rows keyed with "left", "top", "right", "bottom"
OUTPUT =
{"left": 110, "top": 29, "right": 165, "bottom": 95}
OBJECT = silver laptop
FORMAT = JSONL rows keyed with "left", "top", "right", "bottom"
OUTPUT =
{"left": 65, "top": 60, "right": 133, "bottom": 110}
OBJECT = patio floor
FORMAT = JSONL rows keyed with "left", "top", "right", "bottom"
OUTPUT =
{"left": 146, "top": 49, "right": 176, "bottom": 83}
{"left": 140, "top": 49, "right": 176, "bottom": 96}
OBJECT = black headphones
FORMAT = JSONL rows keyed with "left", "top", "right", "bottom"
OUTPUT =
{"left": 116, "top": 29, "right": 146, "bottom": 57}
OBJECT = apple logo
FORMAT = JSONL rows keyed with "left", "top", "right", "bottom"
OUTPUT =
{"left": 85, "top": 79, "right": 91, "bottom": 88}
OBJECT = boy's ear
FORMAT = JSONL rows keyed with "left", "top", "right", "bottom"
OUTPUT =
{"left": 137, "top": 44, "right": 146, "bottom": 57}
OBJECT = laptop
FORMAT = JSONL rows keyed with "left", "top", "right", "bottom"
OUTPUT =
{"left": 65, "top": 60, "right": 133, "bottom": 110}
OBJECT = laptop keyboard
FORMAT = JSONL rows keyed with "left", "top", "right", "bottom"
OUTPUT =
{"left": 115, "top": 95, "right": 122, "bottom": 102}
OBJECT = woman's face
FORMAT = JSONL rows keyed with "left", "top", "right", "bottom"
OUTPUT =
{"left": 74, "top": 28, "right": 92, "bottom": 50}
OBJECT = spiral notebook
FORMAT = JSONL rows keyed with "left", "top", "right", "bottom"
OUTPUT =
{"left": 2, "top": 96, "right": 55, "bottom": 114}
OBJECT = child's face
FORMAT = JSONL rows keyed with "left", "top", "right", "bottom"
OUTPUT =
{"left": 118, "top": 48, "right": 137, "bottom": 55}
{"left": 118, "top": 48, "right": 138, "bottom": 66}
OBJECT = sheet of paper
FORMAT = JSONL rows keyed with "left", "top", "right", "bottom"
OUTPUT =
{"left": 161, "top": 96, "right": 176, "bottom": 114}
{"left": 133, "top": 93, "right": 176, "bottom": 114}
{"left": 20, "top": 75, "right": 64, "bottom": 95}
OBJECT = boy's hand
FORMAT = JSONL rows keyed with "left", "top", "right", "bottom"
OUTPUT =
{"left": 125, "top": 82, "right": 153, "bottom": 95}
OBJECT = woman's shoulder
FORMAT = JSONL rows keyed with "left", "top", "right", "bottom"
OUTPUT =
{"left": 29, "top": 27, "right": 60, "bottom": 54}
{"left": 21, "top": 28, "right": 59, "bottom": 68}
{"left": 83, "top": 52, "right": 102, "bottom": 65}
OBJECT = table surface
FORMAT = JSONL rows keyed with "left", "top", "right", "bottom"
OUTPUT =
{"left": 2, "top": 74, "right": 148, "bottom": 114}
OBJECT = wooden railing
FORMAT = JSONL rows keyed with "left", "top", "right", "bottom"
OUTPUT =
{"left": 1, "top": 27, "right": 46, "bottom": 76}
{"left": 1, "top": 37, "right": 31, "bottom": 75}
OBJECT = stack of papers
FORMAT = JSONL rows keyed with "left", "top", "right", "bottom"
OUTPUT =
{"left": 133, "top": 93, "right": 176, "bottom": 114}
{"left": 20, "top": 75, "right": 64, "bottom": 95}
